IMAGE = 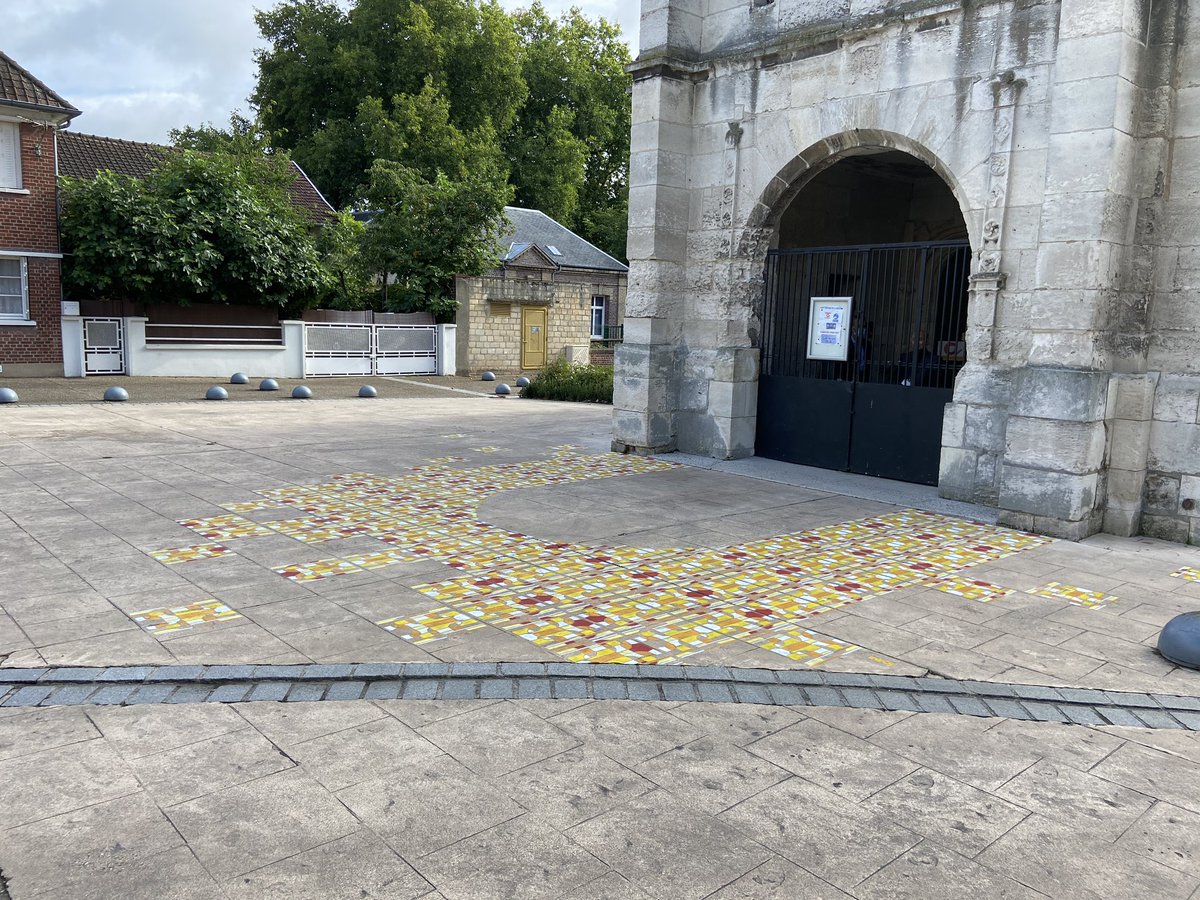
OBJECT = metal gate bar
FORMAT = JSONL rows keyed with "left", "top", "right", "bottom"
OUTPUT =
{"left": 757, "top": 241, "right": 971, "bottom": 485}
{"left": 303, "top": 323, "right": 437, "bottom": 377}
{"left": 82, "top": 317, "right": 126, "bottom": 375}
{"left": 761, "top": 241, "right": 970, "bottom": 388}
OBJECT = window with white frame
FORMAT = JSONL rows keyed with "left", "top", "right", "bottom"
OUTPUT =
{"left": 0, "top": 257, "right": 28, "bottom": 320}
{"left": 590, "top": 294, "right": 608, "bottom": 340}
{"left": 0, "top": 123, "right": 21, "bottom": 190}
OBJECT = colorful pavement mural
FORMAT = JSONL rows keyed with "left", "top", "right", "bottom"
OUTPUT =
{"left": 148, "top": 447, "right": 1090, "bottom": 666}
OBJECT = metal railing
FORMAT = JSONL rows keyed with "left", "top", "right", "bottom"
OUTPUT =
{"left": 591, "top": 324, "right": 624, "bottom": 347}
{"left": 144, "top": 323, "right": 285, "bottom": 346}
{"left": 762, "top": 241, "right": 971, "bottom": 390}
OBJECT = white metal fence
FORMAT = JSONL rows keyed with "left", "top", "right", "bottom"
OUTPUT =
{"left": 303, "top": 323, "right": 438, "bottom": 377}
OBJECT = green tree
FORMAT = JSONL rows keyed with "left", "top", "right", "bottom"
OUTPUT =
{"left": 252, "top": 0, "right": 632, "bottom": 259}
{"left": 315, "top": 211, "right": 375, "bottom": 310}
{"left": 358, "top": 159, "right": 511, "bottom": 321}
{"left": 170, "top": 112, "right": 274, "bottom": 157}
{"left": 253, "top": 0, "right": 525, "bottom": 208}
{"left": 508, "top": 3, "right": 632, "bottom": 258}
{"left": 60, "top": 151, "right": 327, "bottom": 312}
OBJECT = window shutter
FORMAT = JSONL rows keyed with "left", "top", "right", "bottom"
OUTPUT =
{"left": 0, "top": 124, "right": 19, "bottom": 189}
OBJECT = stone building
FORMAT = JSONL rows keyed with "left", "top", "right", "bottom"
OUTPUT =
{"left": 456, "top": 206, "right": 627, "bottom": 375}
{"left": 615, "top": 0, "right": 1200, "bottom": 543}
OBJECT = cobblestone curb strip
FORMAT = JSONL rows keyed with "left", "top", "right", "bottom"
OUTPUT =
{"left": 2, "top": 663, "right": 1199, "bottom": 730}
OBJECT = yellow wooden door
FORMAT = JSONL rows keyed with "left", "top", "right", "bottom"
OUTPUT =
{"left": 520, "top": 306, "right": 547, "bottom": 369}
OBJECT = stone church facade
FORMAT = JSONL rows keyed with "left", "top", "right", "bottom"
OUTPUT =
{"left": 614, "top": 0, "right": 1200, "bottom": 543}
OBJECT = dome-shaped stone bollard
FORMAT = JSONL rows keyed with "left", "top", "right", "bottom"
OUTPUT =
{"left": 358, "top": 385, "right": 378, "bottom": 398}
{"left": 0, "top": 387, "right": 18, "bottom": 404}
{"left": 495, "top": 383, "right": 511, "bottom": 396}
{"left": 515, "top": 376, "right": 531, "bottom": 388}
{"left": 103, "top": 386, "right": 129, "bottom": 402}
{"left": 205, "top": 386, "right": 229, "bottom": 401}
{"left": 292, "top": 385, "right": 313, "bottom": 399}
{"left": 230, "top": 372, "right": 250, "bottom": 385}
{"left": 1159, "top": 611, "right": 1200, "bottom": 670}
{"left": 481, "top": 371, "right": 496, "bottom": 382}
{"left": 258, "top": 378, "right": 279, "bottom": 392}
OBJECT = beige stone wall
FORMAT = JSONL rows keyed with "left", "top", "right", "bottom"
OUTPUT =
{"left": 456, "top": 265, "right": 626, "bottom": 375}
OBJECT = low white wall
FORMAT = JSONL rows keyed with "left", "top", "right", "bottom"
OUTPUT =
{"left": 124, "top": 318, "right": 306, "bottom": 378}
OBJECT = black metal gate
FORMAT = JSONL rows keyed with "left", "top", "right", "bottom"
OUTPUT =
{"left": 756, "top": 241, "right": 971, "bottom": 485}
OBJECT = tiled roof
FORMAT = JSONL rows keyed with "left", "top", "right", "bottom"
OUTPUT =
{"left": 500, "top": 207, "right": 627, "bottom": 273}
{"left": 56, "top": 131, "right": 335, "bottom": 222}
{"left": 57, "top": 131, "right": 168, "bottom": 179}
{"left": 286, "top": 162, "right": 336, "bottom": 222}
{"left": 0, "top": 51, "right": 79, "bottom": 116}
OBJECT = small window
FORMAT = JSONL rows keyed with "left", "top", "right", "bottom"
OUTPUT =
{"left": 489, "top": 302, "right": 512, "bottom": 317}
{"left": 590, "top": 295, "right": 608, "bottom": 340}
{"left": 0, "top": 124, "right": 21, "bottom": 189}
{"left": 0, "top": 257, "right": 28, "bottom": 320}
{"left": 546, "top": 245, "right": 562, "bottom": 257}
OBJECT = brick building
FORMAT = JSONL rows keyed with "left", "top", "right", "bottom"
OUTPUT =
{"left": 455, "top": 207, "right": 628, "bottom": 376}
{"left": 0, "top": 52, "right": 79, "bottom": 376}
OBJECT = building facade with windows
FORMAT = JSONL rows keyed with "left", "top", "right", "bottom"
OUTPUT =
{"left": 455, "top": 206, "right": 627, "bottom": 375}
{"left": 0, "top": 52, "right": 79, "bottom": 376}
{"left": 616, "top": 0, "right": 1200, "bottom": 544}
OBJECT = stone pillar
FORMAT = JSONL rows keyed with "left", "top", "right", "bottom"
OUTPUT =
{"left": 940, "top": 72, "right": 1024, "bottom": 505}
{"left": 995, "top": 0, "right": 1145, "bottom": 539}
{"left": 611, "top": 4, "right": 701, "bottom": 455}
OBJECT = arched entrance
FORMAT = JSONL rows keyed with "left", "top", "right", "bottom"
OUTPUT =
{"left": 755, "top": 149, "right": 972, "bottom": 485}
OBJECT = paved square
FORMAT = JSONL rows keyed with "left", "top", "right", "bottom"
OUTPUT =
{"left": 2, "top": 396, "right": 1200, "bottom": 897}
{"left": 1, "top": 396, "right": 1198, "bottom": 697}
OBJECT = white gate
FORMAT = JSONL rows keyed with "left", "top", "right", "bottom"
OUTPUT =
{"left": 303, "top": 323, "right": 437, "bottom": 377}
{"left": 82, "top": 317, "right": 125, "bottom": 375}
{"left": 303, "top": 323, "right": 373, "bottom": 376}
{"left": 374, "top": 324, "right": 437, "bottom": 375}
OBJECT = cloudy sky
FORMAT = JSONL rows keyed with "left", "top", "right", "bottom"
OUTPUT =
{"left": 6, "top": 0, "right": 640, "bottom": 143}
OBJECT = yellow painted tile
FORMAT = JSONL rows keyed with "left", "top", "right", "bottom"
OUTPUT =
{"left": 930, "top": 577, "right": 1015, "bottom": 603}
{"left": 1027, "top": 581, "right": 1118, "bottom": 609}
{"left": 379, "top": 608, "right": 487, "bottom": 643}
{"left": 344, "top": 549, "right": 415, "bottom": 570}
{"left": 178, "top": 515, "right": 274, "bottom": 540}
{"left": 273, "top": 558, "right": 363, "bottom": 582}
{"left": 148, "top": 543, "right": 231, "bottom": 565}
{"left": 220, "top": 499, "right": 282, "bottom": 513}
{"left": 746, "top": 625, "right": 862, "bottom": 666}
{"left": 131, "top": 599, "right": 241, "bottom": 635}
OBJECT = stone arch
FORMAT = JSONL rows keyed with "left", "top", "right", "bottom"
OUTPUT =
{"left": 745, "top": 128, "right": 977, "bottom": 256}
{"left": 748, "top": 129, "right": 979, "bottom": 486}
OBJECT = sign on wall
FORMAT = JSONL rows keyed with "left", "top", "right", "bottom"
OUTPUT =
{"left": 806, "top": 296, "right": 853, "bottom": 361}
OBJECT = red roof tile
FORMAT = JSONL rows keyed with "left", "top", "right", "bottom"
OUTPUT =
{"left": 0, "top": 51, "right": 79, "bottom": 116}
{"left": 57, "top": 131, "right": 167, "bottom": 179}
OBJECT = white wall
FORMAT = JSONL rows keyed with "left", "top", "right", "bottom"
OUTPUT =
{"left": 123, "top": 318, "right": 306, "bottom": 378}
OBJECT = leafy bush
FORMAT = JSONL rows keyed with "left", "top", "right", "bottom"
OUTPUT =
{"left": 60, "top": 151, "right": 326, "bottom": 310}
{"left": 521, "top": 358, "right": 613, "bottom": 404}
